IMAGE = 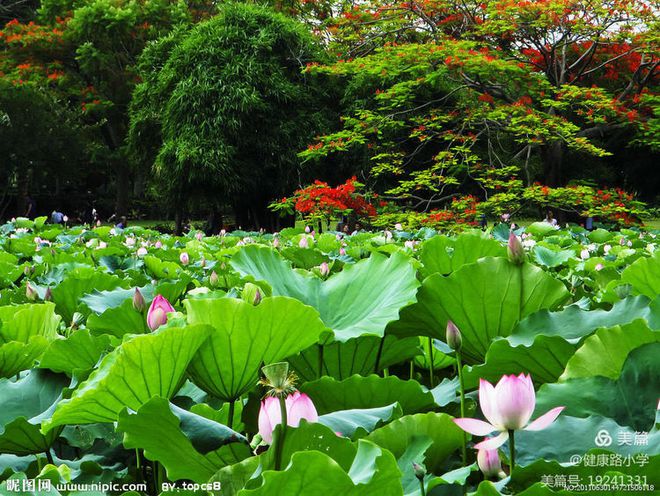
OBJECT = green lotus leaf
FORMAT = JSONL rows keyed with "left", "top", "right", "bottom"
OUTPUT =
{"left": 117, "top": 397, "right": 250, "bottom": 483}
{"left": 38, "top": 330, "right": 113, "bottom": 376}
{"left": 533, "top": 245, "right": 575, "bottom": 268}
{"left": 561, "top": 320, "right": 659, "bottom": 380}
{"left": 86, "top": 299, "right": 149, "bottom": 337}
{"left": 51, "top": 268, "right": 125, "bottom": 322}
{"left": 419, "top": 231, "right": 506, "bottom": 276}
{"left": 318, "top": 403, "right": 403, "bottom": 438}
{"left": 231, "top": 246, "right": 419, "bottom": 342}
{"left": 287, "top": 335, "right": 421, "bottom": 382}
{"left": 366, "top": 413, "right": 463, "bottom": 474}
{"left": 507, "top": 295, "right": 657, "bottom": 346}
{"left": 525, "top": 222, "right": 559, "bottom": 237}
{"left": 0, "top": 339, "right": 51, "bottom": 378}
{"left": 536, "top": 343, "right": 659, "bottom": 431}
{"left": 389, "top": 258, "right": 569, "bottom": 363}
{"left": 280, "top": 247, "right": 329, "bottom": 269}
{"left": 240, "top": 441, "right": 403, "bottom": 496}
{"left": 0, "top": 370, "right": 69, "bottom": 455}
{"left": 0, "top": 302, "right": 61, "bottom": 344}
{"left": 184, "top": 296, "right": 327, "bottom": 401}
{"left": 42, "top": 324, "right": 212, "bottom": 431}
{"left": 299, "top": 375, "right": 436, "bottom": 415}
{"left": 621, "top": 251, "right": 660, "bottom": 299}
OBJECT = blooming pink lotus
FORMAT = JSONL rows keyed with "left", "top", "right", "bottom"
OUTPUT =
{"left": 258, "top": 392, "right": 318, "bottom": 444}
{"left": 147, "top": 295, "right": 175, "bottom": 331}
{"left": 179, "top": 252, "right": 190, "bottom": 265}
{"left": 453, "top": 373, "right": 564, "bottom": 450}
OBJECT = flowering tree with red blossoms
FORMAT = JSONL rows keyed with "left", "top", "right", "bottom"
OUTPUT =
{"left": 296, "top": 0, "right": 657, "bottom": 224}
{"left": 270, "top": 177, "right": 378, "bottom": 227}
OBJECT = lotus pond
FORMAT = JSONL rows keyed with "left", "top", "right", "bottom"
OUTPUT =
{"left": 0, "top": 217, "right": 658, "bottom": 495}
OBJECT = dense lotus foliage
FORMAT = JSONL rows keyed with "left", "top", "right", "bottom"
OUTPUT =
{"left": 0, "top": 216, "right": 658, "bottom": 495}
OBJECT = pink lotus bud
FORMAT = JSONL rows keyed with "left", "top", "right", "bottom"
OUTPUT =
{"left": 62, "top": 215, "right": 69, "bottom": 223}
{"left": 26, "top": 282, "right": 37, "bottom": 301}
{"left": 412, "top": 462, "right": 426, "bottom": 480}
{"left": 446, "top": 320, "right": 462, "bottom": 351}
{"left": 477, "top": 446, "right": 502, "bottom": 478}
{"left": 179, "top": 252, "right": 190, "bottom": 265}
{"left": 125, "top": 237, "right": 135, "bottom": 247}
{"left": 96, "top": 220, "right": 102, "bottom": 227}
{"left": 595, "top": 263, "right": 604, "bottom": 271}
{"left": 507, "top": 232, "right": 525, "bottom": 264}
{"left": 220, "top": 229, "right": 226, "bottom": 236}
{"left": 146, "top": 295, "right": 175, "bottom": 331}
{"left": 299, "top": 236, "right": 309, "bottom": 249}
{"left": 603, "top": 244, "right": 611, "bottom": 254}
{"left": 395, "top": 223, "right": 403, "bottom": 230}
{"left": 273, "top": 237, "right": 280, "bottom": 248}
{"left": 619, "top": 237, "right": 625, "bottom": 246}
{"left": 209, "top": 271, "right": 219, "bottom": 287}
{"left": 44, "top": 287, "right": 53, "bottom": 301}
{"left": 258, "top": 392, "right": 318, "bottom": 444}
{"left": 242, "top": 283, "right": 262, "bottom": 305}
{"left": 304, "top": 225, "right": 311, "bottom": 233}
{"left": 404, "top": 240, "right": 415, "bottom": 249}
{"left": 133, "top": 288, "right": 146, "bottom": 312}
{"left": 580, "top": 249, "right": 590, "bottom": 260}
{"left": 384, "top": 230, "right": 392, "bottom": 241}
{"left": 98, "top": 241, "right": 107, "bottom": 249}
{"left": 319, "top": 262, "right": 330, "bottom": 276}
{"left": 339, "top": 247, "right": 346, "bottom": 256}
{"left": 137, "top": 247, "right": 148, "bottom": 257}
{"left": 196, "top": 232, "right": 203, "bottom": 241}
{"left": 200, "top": 258, "right": 206, "bottom": 268}
{"left": 154, "top": 240, "right": 163, "bottom": 249}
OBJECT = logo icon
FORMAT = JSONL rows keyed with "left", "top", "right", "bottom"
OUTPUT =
{"left": 595, "top": 429, "right": 613, "bottom": 447}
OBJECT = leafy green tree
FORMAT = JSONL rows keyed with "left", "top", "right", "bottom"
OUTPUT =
{"left": 129, "top": 3, "right": 334, "bottom": 231}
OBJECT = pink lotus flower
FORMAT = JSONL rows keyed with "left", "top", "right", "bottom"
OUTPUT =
{"left": 319, "top": 262, "right": 329, "bottom": 276}
{"left": 477, "top": 445, "right": 503, "bottom": 478}
{"left": 154, "top": 240, "right": 163, "bottom": 249}
{"left": 339, "top": 247, "right": 346, "bottom": 256}
{"left": 137, "top": 247, "right": 148, "bottom": 257}
{"left": 507, "top": 232, "right": 525, "bottom": 264}
{"left": 179, "top": 252, "right": 190, "bottom": 265}
{"left": 258, "top": 392, "right": 318, "bottom": 444}
{"left": 147, "top": 295, "right": 175, "bottom": 331}
{"left": 580, "top": 249, "right": 590, "bottom": 260}
{"left": 196, "top": 232, "right": 203, "bottom": 241}
{"left": 395, "top": 223, "right": 403, "bottom": 230}
{"left": 453, "top": 374, "right": 564, "bottom": 450}
{"left": 299, "top": 236, "right": 309, "bottom": 248}
{"left": 273, "top": 237, "right": 280, "bottom": 248}
{"left": 595, "top": 263, "right": 604, "bottom": 271}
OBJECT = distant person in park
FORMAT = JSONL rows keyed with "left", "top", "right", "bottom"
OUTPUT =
{"left": 543, "top": 210, "right": 558, "bottom": 226}
{"left": 51, "top": 210, "right": 65, "bottom": 224}
{"left": 479, "top": 214, "right": 487, "bottom": 229}
{"left": 24, "top": 195, "right": 36, "bottom": 218}
{"left": 116, "top": 216, "right": 127, "bottom": 229}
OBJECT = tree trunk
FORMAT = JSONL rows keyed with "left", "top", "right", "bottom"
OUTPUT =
{"left": 540, "top": 141, "right": 563, "bottom": 187}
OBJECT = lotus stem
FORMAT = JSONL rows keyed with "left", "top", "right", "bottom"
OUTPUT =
{"left": 456, "top": 350, "right": 467, "bottom": 466}
{"left": 428, "top": 337, "right": 435, "bottom": 387}
{"left": 374, "top": 337, "right": 385, "bottom": 374}
{"left": 410, "top": 360, "right": 414, "bottom": 380}
{"left": 227, "top": 400, "right": 235, "bottom": 430}
{"left": 419, "top": 477, "right": 427, "bottom": 496}
{"left": 274, "top": 395, "right": 288, "bottom": 471}
{"left": 318, "top": 344, "right": 324, "bottom": 378}
{"left": 508, "top": 429, "right": 516, "bottom": 477}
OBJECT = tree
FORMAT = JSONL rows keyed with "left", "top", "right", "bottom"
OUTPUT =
{"left": 1, "top": 0, "right": 195, "bottom": 217}
{"left": 298, "top": 0, "right": 658, "bottom": 212}
{"left": 128, "top": 3, "right": 334, "bottom": 232}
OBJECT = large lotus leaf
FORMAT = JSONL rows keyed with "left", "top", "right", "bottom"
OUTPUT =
{"left": 239, "top": 442, "right": 403, "bottom": 496}
{"left": 280, "top": 247, "right": 329, "bottom": 269}
{"left": 287, "top": 335, "right": 421, "bottom": 382}
{"left": 38, "top": 330, "right": 113, "bottom": 376}
{"left": 389, "top": 258, "right": 569, "bottom": 363}
{"left": 463, "top": 336, "right": 576, "bottom": 387}
{"left": 515, "top": 414, "right": 660, "bottom": 466}
{"left": 621, "top": 251, "right": 660, "bottom": 298}
{"left": 51, "top": 268, "right": 125, "bottom": 322}
{"left": 561, "top": 320, "right": 659, "bottom": 380}
{"left": 86, "top": 299, "right": 148, "bottom": 337}
{"left": 0, "top": 339, "right": 50, "bottom": 378}
{"left": 536, "top": 343, "right": 659, "bottom": 431}
{"left": 508, "top": 295, "right": 658, "bottom": 346}
{"left": 419, "top": 232, "right": 506, "bottom": 276}
{"left": 0, "top": 302, "right": 61, "bottom": 344}
{"left": 533, "top": 245, "right": 575, "bottom": 268}
{"left": 231, "top": 246, "right": 419, "bottom": 342}
{"left": 117, "top": 397, "right": 251, "bottom": 483}
{"left": 81, "top": 286, "right": 155, "bottom": 314}
{"left": 42, "top": 324, "right": 212, "bottom": 431}
{"left": 366, "top": 413, "right": 463, "bottom": 474}
{"left": 318, "top": 403, "right": 402, "bottom": 438}
{"left": 184, "top": 296, "right": 327, "bottom": 401}
{"left": 143, "top": 255, "right": 187, "bottom": 279}
{"left": 0, "top": 369, "right": 69, "bottom": 455}
{"left": 299, "top": 375, "right": 436, "bottom": 415}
